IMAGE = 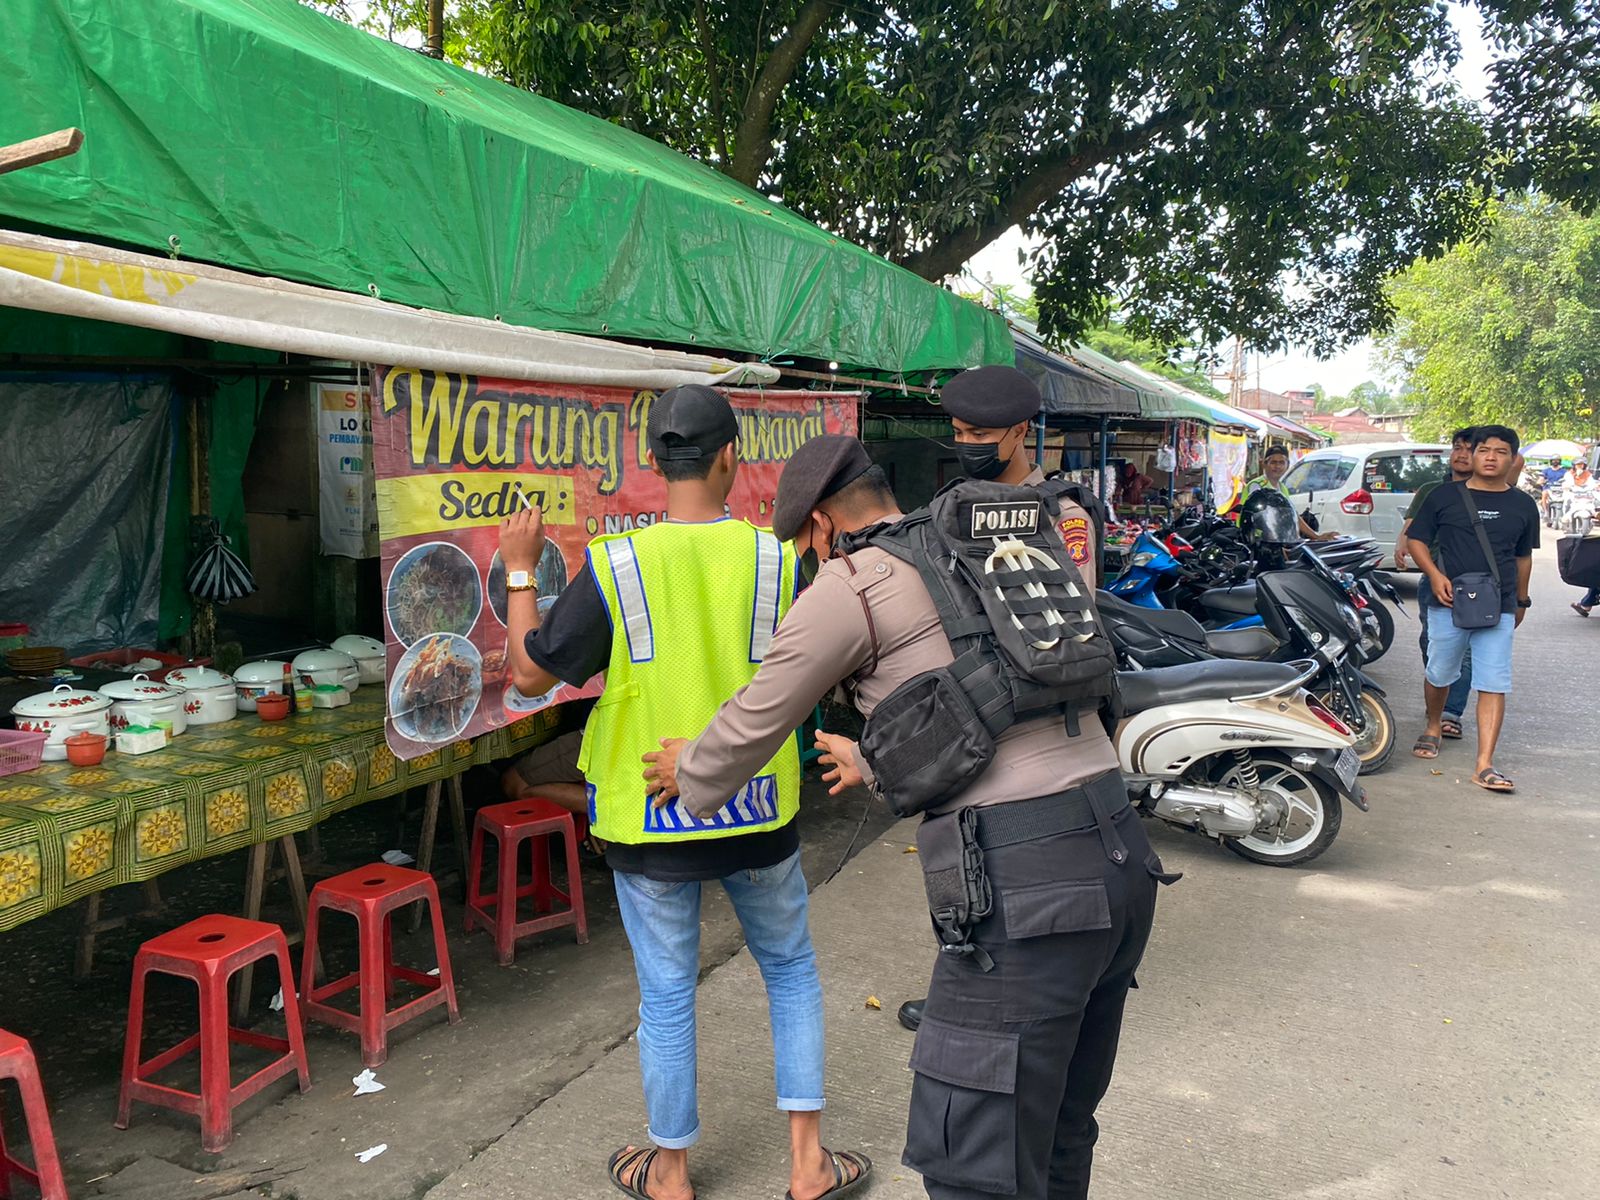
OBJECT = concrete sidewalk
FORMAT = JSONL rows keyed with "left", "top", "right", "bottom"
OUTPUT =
{"left": 424, "top": 822, "right": 934, "bottom": 1200}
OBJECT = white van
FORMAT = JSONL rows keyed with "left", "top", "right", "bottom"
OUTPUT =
{"left": 1281, "top": 442, "right": 1449, "bottom": 567}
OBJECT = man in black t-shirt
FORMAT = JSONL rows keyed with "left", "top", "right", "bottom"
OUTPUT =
{"left": 1406, "top": 425, "right": 1538, "bottom": 792}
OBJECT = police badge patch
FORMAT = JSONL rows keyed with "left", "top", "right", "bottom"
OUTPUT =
{"left": 1058, "top": 516, "right": 1091, "bottom": 564}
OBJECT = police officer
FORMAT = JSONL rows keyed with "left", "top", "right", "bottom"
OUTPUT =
{"left": 643, "top": 435, "right": 1171, "bottom": 1200}
{"left": 895, "top": 364, "right": 1102, "bottom": 1034}
{"left": 941, "top": 364, "right": 1101, "bottom": 586}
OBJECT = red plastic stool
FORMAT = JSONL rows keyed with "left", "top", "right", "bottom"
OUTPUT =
{"left": 465, "top": 798, "right": 589, "bottom": 965}
{"left": 299, "top": 863, "right": 461, "bottom": 1068}
{"left": 0, "top": 1029, "right": 67, "bottom": 1200}
{"left": 116, "top": 915, "right": 310, "bottom": 1153}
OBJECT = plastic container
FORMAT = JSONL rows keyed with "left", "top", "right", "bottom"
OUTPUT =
{"left": 0, "top": 623, "right": 28, "bottom": 654}
{"left": 256, "top": 692, "right": 291, "bottom": 722}
{"left": 64, "top": 731, "right": 108, "bottom": 767}
{"left": 0, "top": 729, "right": 47, "bottom": 777}
{"left": 294, "top": 690, "right": 314, "bottom": 714}
{"left": 116, "top": 725, "right": 168, "bottom": 755}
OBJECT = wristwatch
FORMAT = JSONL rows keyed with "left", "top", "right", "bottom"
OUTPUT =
{"left": 506, "top": 570, "right": 538, "bottom": 594}
{"left": 1517, "top": 597, "right": 1532, "bottom": 609}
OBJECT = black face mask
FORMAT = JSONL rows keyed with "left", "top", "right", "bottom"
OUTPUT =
{"left": 957, "top": 437, "right": 1010, "bottom": 481}
{"left": 798, "top": 516, "right": 834, "bottom": 583}
{"left": 799, "top": 547, "right": 820, "bottom": 584}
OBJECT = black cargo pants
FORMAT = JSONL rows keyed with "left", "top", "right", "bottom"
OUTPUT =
{"left": 902, "top": 772, "right": 1174, "bottom": 1200}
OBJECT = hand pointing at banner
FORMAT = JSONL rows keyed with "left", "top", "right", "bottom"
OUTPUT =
{"left": 500, "top": 499, "right": 560, "bottom": 699}
{"left": 500, "top": 496, "right": 548, "bottom": 574}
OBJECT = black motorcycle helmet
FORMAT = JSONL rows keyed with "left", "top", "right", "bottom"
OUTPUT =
{"left": 1240, "top": 487, "right": 1304, "bottom": 550}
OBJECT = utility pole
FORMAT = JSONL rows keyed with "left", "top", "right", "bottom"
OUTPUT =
{"left": 1228, "top": 336, "right": 1245, "bottom": 409}
{"left": 426, "top": 0, "right": 445, "bottom": 58}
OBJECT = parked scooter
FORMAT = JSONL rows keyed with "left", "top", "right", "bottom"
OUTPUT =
{"left": 1113, "top": 658, "right": 1366, "bottom": 866}
{"left": 1098, "top": 552, "right": 1397, "bottom": 774}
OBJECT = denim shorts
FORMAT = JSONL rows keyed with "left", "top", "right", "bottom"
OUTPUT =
{"left": 1425, "top": 606, "right": 1515, "bottom": 694}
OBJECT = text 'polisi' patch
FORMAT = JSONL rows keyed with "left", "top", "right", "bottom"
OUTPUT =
{"left": 968, "top": 501, "right": 1040, "bottom": 539}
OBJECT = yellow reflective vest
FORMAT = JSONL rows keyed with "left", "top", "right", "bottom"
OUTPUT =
{"left": 578, "top": 519, "right": 801, "bottom": 843}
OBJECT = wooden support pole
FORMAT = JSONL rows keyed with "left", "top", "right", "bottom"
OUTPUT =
{"left": 0, "top": 128, "right": 83, "bottom": 177}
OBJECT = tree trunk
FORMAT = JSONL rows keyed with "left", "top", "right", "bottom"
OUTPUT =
{"left": 426, "top": 0, "right": 444, "bottom": 59}
{"left": 899, "top": 108, "right": 1189, "bottom": 281}
{"left": 726, "top": 0, "right": 836, "bottom": 188}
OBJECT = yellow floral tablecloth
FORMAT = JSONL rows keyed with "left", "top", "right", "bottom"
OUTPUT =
{"left": 0, "top": 692, "right": 566, "bottom": 932}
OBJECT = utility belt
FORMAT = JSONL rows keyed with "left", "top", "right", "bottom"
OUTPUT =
{"left": 915, "top": 771, "right": 1131, "bottom": 972}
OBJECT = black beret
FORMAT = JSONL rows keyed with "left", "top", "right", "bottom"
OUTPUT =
{"left": 939, "top": 364, "right": 1042, "bottom": 427}
{"left": 773, "top": 435, "right": 873, "bottom": 542}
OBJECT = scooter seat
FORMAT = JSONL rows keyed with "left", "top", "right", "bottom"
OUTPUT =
{"left": 1199, "top": 584, "right": 1259, "bottom": 618}
{"left": 1096, "top": 590, "right": 1208, "bottom": 644}
{"left": 1116, "top": 660, "right": 1303, "bottom": 716}
{"left": 1204, "top": 626, "right": 1281, "bottom": 660}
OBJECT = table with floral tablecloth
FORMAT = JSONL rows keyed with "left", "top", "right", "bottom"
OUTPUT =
{"left": 0, "top": 691, "right": 566, "bottom": 931}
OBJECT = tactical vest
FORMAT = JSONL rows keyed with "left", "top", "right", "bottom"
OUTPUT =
{"left": 579, "top": 520, "right": 801, "bottom": 843}
{"left": 841, "top": 478, "right": 1117, "bottom": 818}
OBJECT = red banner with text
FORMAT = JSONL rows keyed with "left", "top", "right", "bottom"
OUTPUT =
{"left": 371, "top": 368, "right": 859, "bottom": 758}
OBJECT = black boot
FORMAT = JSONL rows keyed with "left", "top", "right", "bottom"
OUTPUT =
{"left": 897, "top": 998, "right": 925, "bottom": 1032}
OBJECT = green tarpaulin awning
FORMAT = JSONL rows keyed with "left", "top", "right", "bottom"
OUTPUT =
{"left": 1, "top": 0, "right": 1009, "bottom": 376}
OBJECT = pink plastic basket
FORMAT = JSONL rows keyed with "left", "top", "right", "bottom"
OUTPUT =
{"left": 0, "top": 730, "right": 47, "bottom": 777}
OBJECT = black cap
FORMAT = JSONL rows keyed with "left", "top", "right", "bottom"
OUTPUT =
{"left": 939, "top": 365, "right": 1042, "bottom": 427}
{"left": 648, "top": 385, "right": 739, "bottom": 462}
{"left": 773, "top": 435, "right": 873, "bottom": 542}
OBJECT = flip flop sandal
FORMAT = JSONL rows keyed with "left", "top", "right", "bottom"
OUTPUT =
{"left": 786, "top": 1148, "right": 873, "bottom": 1200}
{"left": 1412, "top": 734, "right": 1441, "bottom": 759}
{"left": 1473, "top": 768, "right": 1515, "bottom": 793}
{"left": 608, "top": 1146, "right": 695, "bottom": 1200}
{"left": 1573, "top": 603, "right": 1592, "bottom": 618}
{"left": 1440, "top": 719, "right": 1464, "bottom": 740}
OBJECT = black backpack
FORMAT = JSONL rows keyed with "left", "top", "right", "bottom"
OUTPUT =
{"left": 840, "top": 478, "right": 1117, "bottom": 818}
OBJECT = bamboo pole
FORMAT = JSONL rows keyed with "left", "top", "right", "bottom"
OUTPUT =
{"left": 0, "top": 128, "right": 83, "bottom": 176}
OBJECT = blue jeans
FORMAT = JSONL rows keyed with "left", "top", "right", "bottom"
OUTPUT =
{"left": 1417, "top": 588, "right": 1473, "bottom": 719}
{"left": 612, "top": 849, "right": 824, "bottom": 1149}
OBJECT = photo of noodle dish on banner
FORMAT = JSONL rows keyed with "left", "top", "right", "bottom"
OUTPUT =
{"left": 371, "top": 367, "right": 860, "bottom": 759}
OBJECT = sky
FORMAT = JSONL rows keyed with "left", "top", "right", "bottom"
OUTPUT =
{"left": 963, "top": 3, "right": 1496, "bottom": 400}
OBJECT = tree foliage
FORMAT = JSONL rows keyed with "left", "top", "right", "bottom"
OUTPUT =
{"left": 1380, "top": 198, "right": 1600, "bottom": 440}
{"left": 304, "top": 1, "right": 1600, "bottom": 356}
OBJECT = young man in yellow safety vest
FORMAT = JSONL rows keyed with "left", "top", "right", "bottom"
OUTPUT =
{"left": 500, "top": 385, "right": 868, "bottom": 1200}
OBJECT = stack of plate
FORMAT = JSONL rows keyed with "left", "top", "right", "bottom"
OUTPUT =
{"left": 6, "top": 646, "right": 67, "bottom": 674}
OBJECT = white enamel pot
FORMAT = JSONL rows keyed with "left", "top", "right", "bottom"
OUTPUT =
{"left": 293, "top": 649, "right": 361, "bottom": 692}
{"left": 330, "top": 635, "right": 386, "bottom": 686}
{"left": 100, "top": 674, "right": 189, "bottom": 736}
{"left": 164, "top": 666, "right": 239, "bottom": 725}
{"left": 11, "top": 684, "right": 114, "bottom": 761}
{"left": 234, "top": 661, "right": 291, "bottom": 712}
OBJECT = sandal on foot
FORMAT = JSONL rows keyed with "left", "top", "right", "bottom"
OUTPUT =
{"left": 786, "top": 1148, "right": 873, "bottom": 1200}
{"left": 608, "top": 1146, "right": 694, "bottom": 1200}
{"left": 1573, "top": 603, "right": 1592, "bottom": 618}
{"left": 1440, "top": 718, "right": 1463, "bottom": 740}
{"left": 1473, "top": 768, "right": 1515, "bottom": 793}
{"left": 1412, "top": 734, "right": 1441, "bottom": 759}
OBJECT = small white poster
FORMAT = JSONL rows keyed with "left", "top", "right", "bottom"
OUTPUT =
{"left": 316, "top": 379, "right": 379, "bottom": 558}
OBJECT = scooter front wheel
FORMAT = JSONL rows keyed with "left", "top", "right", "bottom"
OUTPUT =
{"left": 1217, "top": 753, "right": 1344, "bottom": 867}
{"left": 1321, "top": 687, "right": 1395, "bottom": 774}
{"left": 1363, "top": 598, "right": 1396, "bottom": 662}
